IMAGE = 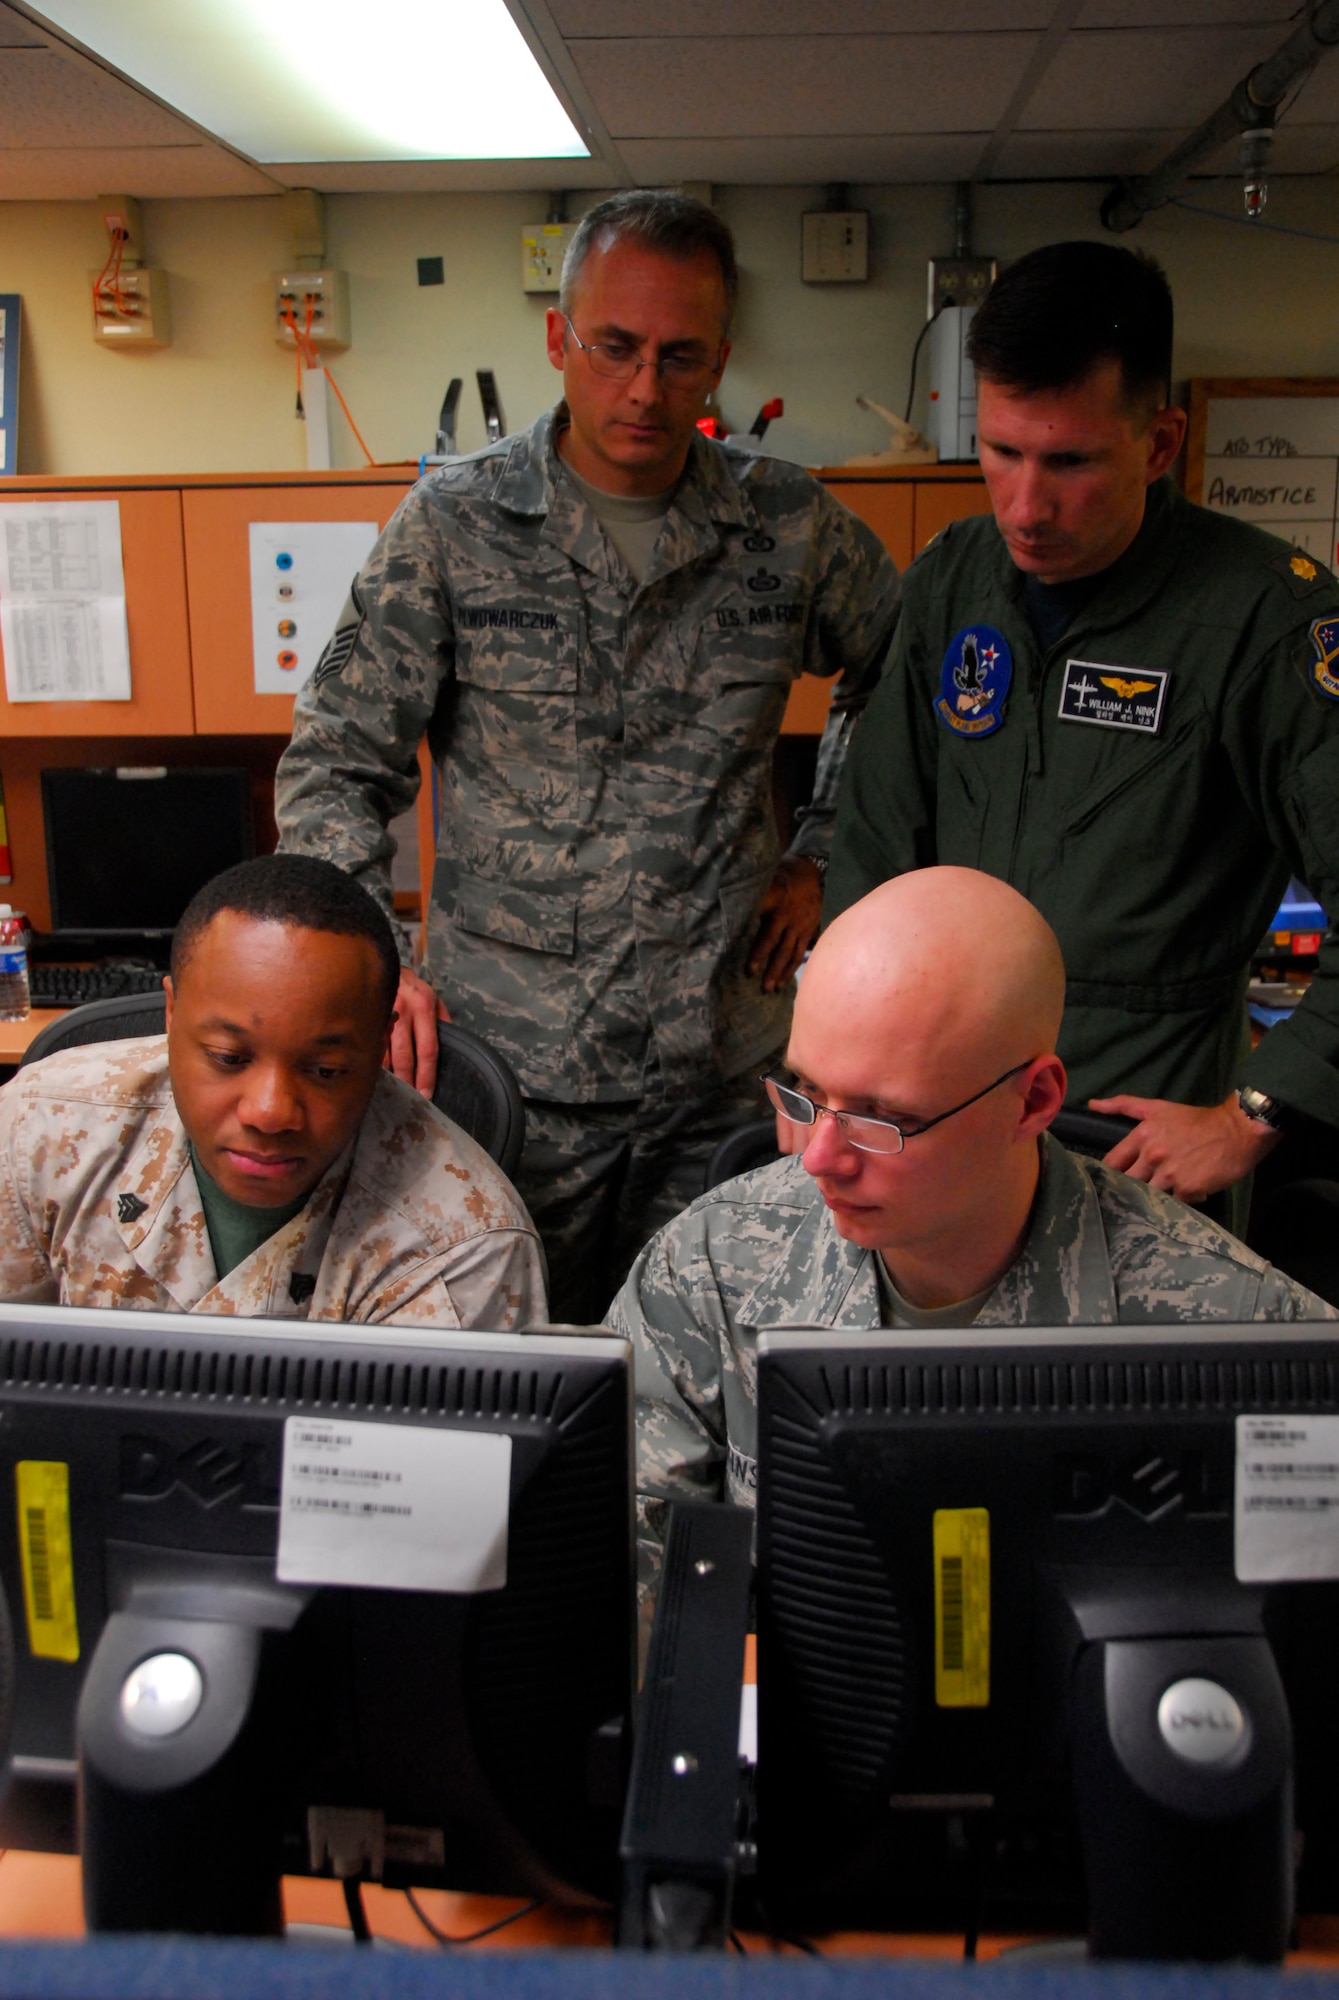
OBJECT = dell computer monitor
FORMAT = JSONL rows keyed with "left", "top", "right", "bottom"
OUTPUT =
{"left": 756, "top": 1324, "right": 1339, "bottom": 1961}
{"left": 41, "top": 767, "right": 254, "bottom": 939}
{"left": 0, "top": 1302, "right": 633, "bottom": 1936}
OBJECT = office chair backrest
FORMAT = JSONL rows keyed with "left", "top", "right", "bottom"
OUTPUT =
{"left": 21, "top": 999, "right": 526, "bottom": 1180}
{"left": 433, "top": 1020, "right": 525, "bottom": 1181}
{"left": 705, "top": 1116, "right": 781, "bottom": 1194}
{"left": 21, "top": 992, "right": 168, "bottom": 1066}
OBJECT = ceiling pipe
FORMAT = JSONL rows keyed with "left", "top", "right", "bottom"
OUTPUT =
{"left": 1101, "top": 0, "right": 1339, "bottom": 232}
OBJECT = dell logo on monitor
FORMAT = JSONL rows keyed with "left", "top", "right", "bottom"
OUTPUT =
{"left": 119, "top": 1433, "right": 278, "bottom": 1510}
{"left": 1052, "top": 1449, "right": 1227, "bottom": 1522}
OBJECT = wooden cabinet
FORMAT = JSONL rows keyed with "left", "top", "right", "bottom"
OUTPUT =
{"left": 183, "top": 480, "right": 412, "bottom": 734}
{"left": 0, "top": 486, "right": 194, "bottom": 737}
{"left": 793, "top": 465, "right": 989, "bottom": 733}
{"left": 912, "top": 477, "right": 993, "bottom": 555}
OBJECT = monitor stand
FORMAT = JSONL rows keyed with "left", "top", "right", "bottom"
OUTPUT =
{"left": 77, "top": 1558, "right": 310, "bottom": 1936}
{"left": 1070, "top": 1627, "right": 1293, "bottom": 1961}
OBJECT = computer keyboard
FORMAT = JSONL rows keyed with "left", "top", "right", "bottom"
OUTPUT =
{"left": 28, "top": 963, "right": 167, "bottom": 1009}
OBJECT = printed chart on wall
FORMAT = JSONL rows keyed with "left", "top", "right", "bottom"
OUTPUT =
{"left": 0, "top": 500, "right": 132, "bottom": 702}
{"left": 249, "top": 521, "right": 379, "bottom": 695}
{"left": 0, "top": 296, "right": 20, "bottom": 477}
{"left": 1190, "top": 380, "right": 1339, "bottom": 566}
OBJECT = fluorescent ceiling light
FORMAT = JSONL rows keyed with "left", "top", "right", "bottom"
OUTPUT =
{"left": 33, "top": 0, "right": 589, "bottom": 161}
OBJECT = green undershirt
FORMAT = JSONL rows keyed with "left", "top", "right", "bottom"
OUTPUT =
{"left": 875, "top": 1255, "right": 1000, "bottom": 1330}
{"left": 190, "top": 1144, "right": 310, "bottom": 1281}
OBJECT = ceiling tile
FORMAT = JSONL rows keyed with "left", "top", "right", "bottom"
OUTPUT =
{"left": 988, "top": 127, "right": 1180, "bottom": 178}
{"left": 572, "top": 32, "right": 1038, "bottom": 138}
{"left": 1020, "top": 26, "right": 1293, "bottom": 128}
{"left": 1077, "top": 0, "right": 1297, "bottom": 22}
{"left": 0, "top": 4, "right": 46, "bottom": 47}
{"left": 619, "top": 132, "right": 984, "bottom": 183}
{"left": 0, "top": 143, "right": 277, "bottom": 197}
{"left": 553, "top": 0, "right": 1049, "bottom": 33}
{"left": 0, "top": 45, "right": 193, "bottom": 146}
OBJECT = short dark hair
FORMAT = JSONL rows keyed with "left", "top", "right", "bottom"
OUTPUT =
{"left": 966, "top": 241, "right": 1174, "bottom": 416}
{"left": 559, "top": 189, "right": 738, "bottom": 331}
{"left": 171, "top": 855, "right": 401, "bottom": 1023}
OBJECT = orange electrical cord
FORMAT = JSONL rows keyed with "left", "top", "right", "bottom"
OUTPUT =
{"left": 281, "top": 294, "right": 377, "bottom": 466}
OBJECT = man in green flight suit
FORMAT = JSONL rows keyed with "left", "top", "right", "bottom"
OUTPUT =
{"left": 827, "top": 239, "right": 1339, "bottom": 1220}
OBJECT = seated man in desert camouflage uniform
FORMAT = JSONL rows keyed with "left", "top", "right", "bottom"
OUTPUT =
{"left": 0, "top": 855, "right": 545, "bottom": 1327}
{"left": 611, "top": 866, "right": 1335, "bottom": 1611}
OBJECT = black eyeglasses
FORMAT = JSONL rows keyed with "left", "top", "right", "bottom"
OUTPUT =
{"left": 563, "top": 317, "right": 722, "bottom": 389}
{"left": 763, "top": 1060, "right": 1037, "bottom": 1157}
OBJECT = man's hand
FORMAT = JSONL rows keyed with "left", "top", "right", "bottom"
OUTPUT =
{"left": 749, "top": 855, "right": 824, "bottom": 993}
{"left": 1090, "top": 1090, "right": 1282, "bottom": 1205}
{"left": 388, "top": 964, "right": 450, "bottom": 1097}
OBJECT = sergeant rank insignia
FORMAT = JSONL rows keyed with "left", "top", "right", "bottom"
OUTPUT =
{"left": 1059, "top": 659, "right": 1168, "bottom": 734}
{"left": 1308, "top": 617, "right": 1339, "bottom": 702}
{"left": 935, "top": 625, "right": 1012, "bottom": 739}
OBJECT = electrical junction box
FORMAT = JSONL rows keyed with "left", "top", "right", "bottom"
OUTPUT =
{"left": 927, "top": 304, "right": 979, "bottom": 462}
{"left": 802, "top": 210, "right": 869, "bottom": 283}
{"left": 522, "top": 222, "right": 576, "bottom": 294}
{"left": 90, "top": 265, "right": 170, "bottom": 348}
{"left": 927, "top": 256, "right": 997, "bottom": 318}
{"left": 274, "top": 269, "right": 350, "bottom": 349}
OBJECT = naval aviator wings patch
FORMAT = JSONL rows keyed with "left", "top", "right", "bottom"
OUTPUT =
{"left": 1058, "top": 659, "right": 1168, "bottom": 735}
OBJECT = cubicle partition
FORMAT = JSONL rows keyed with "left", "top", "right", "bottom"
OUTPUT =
{"left": 0, "top": 463, "right": 989, "bottom": 938}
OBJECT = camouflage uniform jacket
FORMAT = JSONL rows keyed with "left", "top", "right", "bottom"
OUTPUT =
{"left": 0, "top": 1037, "right": 546, "bottom": 1327}
{"left": 274, "top": 408, "right": 900, "bottom": 1103}
{"left": 611, "top": 1134, "right": 1335, "bottom": 1582}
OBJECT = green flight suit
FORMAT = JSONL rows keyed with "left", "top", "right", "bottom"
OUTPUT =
{"left": 827, "top": 479, "right": 1339, "bottom": 1128}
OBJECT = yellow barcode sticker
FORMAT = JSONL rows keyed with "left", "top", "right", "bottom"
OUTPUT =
{"left": 933, "top": 1506, "right": 989, "bottom": 1707}
{"left": 16, "top": 1461, "right": 79, "bottom": 1662}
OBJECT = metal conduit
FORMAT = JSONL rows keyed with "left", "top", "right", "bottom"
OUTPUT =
{"left": 1101, "top": 0, "right": 1339, "bottom": 232}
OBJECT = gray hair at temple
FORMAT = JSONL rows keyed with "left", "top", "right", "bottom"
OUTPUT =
{"left": 558, "top": 190, "right": 739, "bottom": 332}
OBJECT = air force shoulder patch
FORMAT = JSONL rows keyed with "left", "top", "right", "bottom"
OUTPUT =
{"left": 1309, "top": 617, "right": 1339, "bottom": 702}
{"left": 934, "top": 625, "right": 1013, "bottom": 740}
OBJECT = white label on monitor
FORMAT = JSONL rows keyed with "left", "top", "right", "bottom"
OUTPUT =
{"left": 276, "top": 1416, "right": 510, "bottom": 1593}
{"left": 1234, "top": 1414, "right": 1339, "bottom": 1582}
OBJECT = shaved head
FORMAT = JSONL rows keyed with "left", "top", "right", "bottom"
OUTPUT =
{"left": 799, "top": 867, "right": 1065, "bottom": 1100}
{"left": 783, "top": 868, "right": 1068, "bottom": 1307}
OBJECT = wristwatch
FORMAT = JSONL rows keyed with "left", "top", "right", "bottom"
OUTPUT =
{"left": 1237, "top": 1085, "right": 1291, "bottom": 1133}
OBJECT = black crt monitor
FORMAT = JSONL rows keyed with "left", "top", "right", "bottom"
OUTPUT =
{"left": 41, "top": 767, "right": 253, "bottom": 940}
{"left": 0, "top": 1303, "right": 633, "bottom": 1936}
{"left": 755, "top": 1325, "right": 1339, "bottom": 1961}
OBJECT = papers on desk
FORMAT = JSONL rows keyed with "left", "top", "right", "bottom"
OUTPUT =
{"left": 0, "top": 499, "right": 131, "bottom": 702}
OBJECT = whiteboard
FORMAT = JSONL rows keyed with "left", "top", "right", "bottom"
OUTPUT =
{"left": 1190, "top": 381, "right": 1339, "bottom": 568}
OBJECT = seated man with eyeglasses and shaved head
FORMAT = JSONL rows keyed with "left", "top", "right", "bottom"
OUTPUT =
{"left": 609, "top": 866, "right": 1334, "bottom": 1608}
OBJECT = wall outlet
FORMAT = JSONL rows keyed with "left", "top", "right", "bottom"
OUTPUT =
{"left": 522, "top": 222, "right": 576, "bottom": 294}
{"left": 91, "top": 265, "right": 170, "bottom": 348}
{"left": 802, "top": 210, "right": 869, "bottom": 284}
{"left": 927, "top": 256, "right": 997, "bottom": 318}
{"left": 274, "top": 269, "right": 350, "bottom": 349}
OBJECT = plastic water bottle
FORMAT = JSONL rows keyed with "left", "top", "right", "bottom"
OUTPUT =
{"left": 0, "top": 905, "right": 30, "bottom": 1021}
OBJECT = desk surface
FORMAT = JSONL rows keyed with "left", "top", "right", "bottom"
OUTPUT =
{"left": 2, "top": 1852, "right": 1337, "bottom": 1962}
{"left": 0, "top": 1009, "right": 63, "bottom": 1066}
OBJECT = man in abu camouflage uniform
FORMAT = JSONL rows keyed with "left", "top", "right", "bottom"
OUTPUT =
{"left": 274, "top": 190, "right": 900, "bottom": 1321}
{"left": 610, "top": 869, "right": 1333, "bottom": 1611}
{"left": 0, "top": 857, "right": 544, "bottom": 1326}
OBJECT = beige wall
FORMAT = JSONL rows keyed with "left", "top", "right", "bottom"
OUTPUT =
{"left": 3, "top": 174, "right": 1339, "bottom": 477}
